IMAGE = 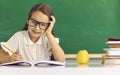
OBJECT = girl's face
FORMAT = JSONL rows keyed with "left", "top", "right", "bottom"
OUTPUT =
{"left": 27, "top": 11, "right": 49, "bottom": 41}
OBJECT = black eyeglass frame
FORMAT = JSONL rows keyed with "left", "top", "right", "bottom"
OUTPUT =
{"left": 28, "top": 18, "right": 50, "bottom": 30}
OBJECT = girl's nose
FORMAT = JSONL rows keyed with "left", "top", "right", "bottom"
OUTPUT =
{"left": 34, "top": 25, "right": 40, "bottom": 30}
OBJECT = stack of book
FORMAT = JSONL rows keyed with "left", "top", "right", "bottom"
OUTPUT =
{"left": 102, "top": 38, "right": 120, "bottom": 65}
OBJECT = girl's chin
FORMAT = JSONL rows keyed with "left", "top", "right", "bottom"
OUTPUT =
{"left": 30, "top": 33, "right": 41, "bottom": 38}
{"left": 32, "top": 34, "right": 41, "bottom": 37}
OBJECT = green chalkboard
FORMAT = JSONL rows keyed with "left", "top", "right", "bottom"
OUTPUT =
{"left": 0, "top": 0, "right": 120, "bottom": 54}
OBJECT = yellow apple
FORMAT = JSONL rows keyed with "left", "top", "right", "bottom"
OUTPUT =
{"left": 76, "top": 50, "right": 90, "bottom": 64}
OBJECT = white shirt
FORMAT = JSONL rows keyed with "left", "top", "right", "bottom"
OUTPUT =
{"left": 6, "top": 31, "right": 59, "bottom": 61}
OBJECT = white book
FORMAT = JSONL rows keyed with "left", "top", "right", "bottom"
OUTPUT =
{"left": 103, "top": 59, "right": 120, "bottom": 65}
{"left": 104, "top": 48, "right": 120, "bottom": 51}
{"left": 104, "top": 48, "right": 120, "bottom": 56}
{"left": 106, "top": 41, "right": 120, "bottom": 44}
{"left": 0, "top": 60, "right": 65, "bottom": 67}
{"left": 102, "top": 55, "right": 120, "bottom": 65}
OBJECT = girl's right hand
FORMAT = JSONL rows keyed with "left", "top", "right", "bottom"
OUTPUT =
{"left": 10, "top": 53, "right": 23, "bottom": 62}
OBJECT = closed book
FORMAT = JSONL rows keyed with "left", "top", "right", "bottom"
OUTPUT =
{"left": 104, "top": 48, "right": 120, "bottom": 56}
{"left": 102, "top": 55, "right": 120, "bottom": 59}
{"left": 106, "top": 41, "right": 120, "bottom": 44}
{"left": 107, "top": 38, "right": 120, "bottom": 41}
{"left": 102, "top": 55, "right": 120, "bottom": 65}
{"left": 107, "top": 44, "right": 120, "bottom": 48}
{"left": 102, "top": 58, "right": 120, "bottom": 65}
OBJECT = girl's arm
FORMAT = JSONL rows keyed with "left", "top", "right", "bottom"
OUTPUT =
{"left": 0, "top": 49, "right": 23, "bottom": 63}
{"left": 47, "top": 34, "right": 65, "bottom": 62}
{"left": 46, "top": 16, "right": 65, "bottom": 62}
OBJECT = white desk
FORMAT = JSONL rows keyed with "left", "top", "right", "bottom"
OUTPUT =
{"left": 0, "top": 58, "right": 120, "bottom": 75}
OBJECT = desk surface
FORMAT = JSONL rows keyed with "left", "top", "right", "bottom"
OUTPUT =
{"left": 0, "top": 58, "right": 120, "bottom": 75}
{"left": 66, "top": 58, "right": 103, "bottom": 67}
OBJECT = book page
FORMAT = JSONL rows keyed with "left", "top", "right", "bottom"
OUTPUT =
{"left": 34, "top": 60, "right": 65, "bottom": 67}
{"left": 0, "top": 60, "right": 65, "bottom": 67}
{"left": 0, "top": 61, "right": 32, "bottom": 66}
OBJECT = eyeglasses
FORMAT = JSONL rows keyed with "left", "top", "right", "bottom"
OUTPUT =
{"left": 28, "top": 18, "right": 49, "bottom": 30}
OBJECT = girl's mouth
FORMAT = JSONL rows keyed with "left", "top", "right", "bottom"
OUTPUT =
{"left": 32, "top": 30, "right": 41, "bottom": 34}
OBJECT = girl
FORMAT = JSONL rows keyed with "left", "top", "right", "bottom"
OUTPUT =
{"left": 0, "top": 3, "right": 65, "bottom": 63}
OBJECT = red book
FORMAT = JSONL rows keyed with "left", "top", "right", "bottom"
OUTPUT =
{"left": 107, "top": 38, "right": 120, "bottom": 41}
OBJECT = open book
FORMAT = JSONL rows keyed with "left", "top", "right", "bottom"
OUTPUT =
{"left": 0, "top": 42, "right": 65, "bottom": 67}
{"left": 0, "top": 60, "right": 65, "bottom": 67}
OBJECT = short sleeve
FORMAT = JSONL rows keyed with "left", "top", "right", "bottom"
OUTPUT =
{"left": 6, "top": 33, "right": 19, "bottom": 52}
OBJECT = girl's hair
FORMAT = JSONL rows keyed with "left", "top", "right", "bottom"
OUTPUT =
{"left": 21, "top": 3, "right": 55, "bottom": 35}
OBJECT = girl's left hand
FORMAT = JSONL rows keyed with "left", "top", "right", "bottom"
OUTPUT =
{"left": 46, "top": 16, "right": 55, "bottom": 34}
